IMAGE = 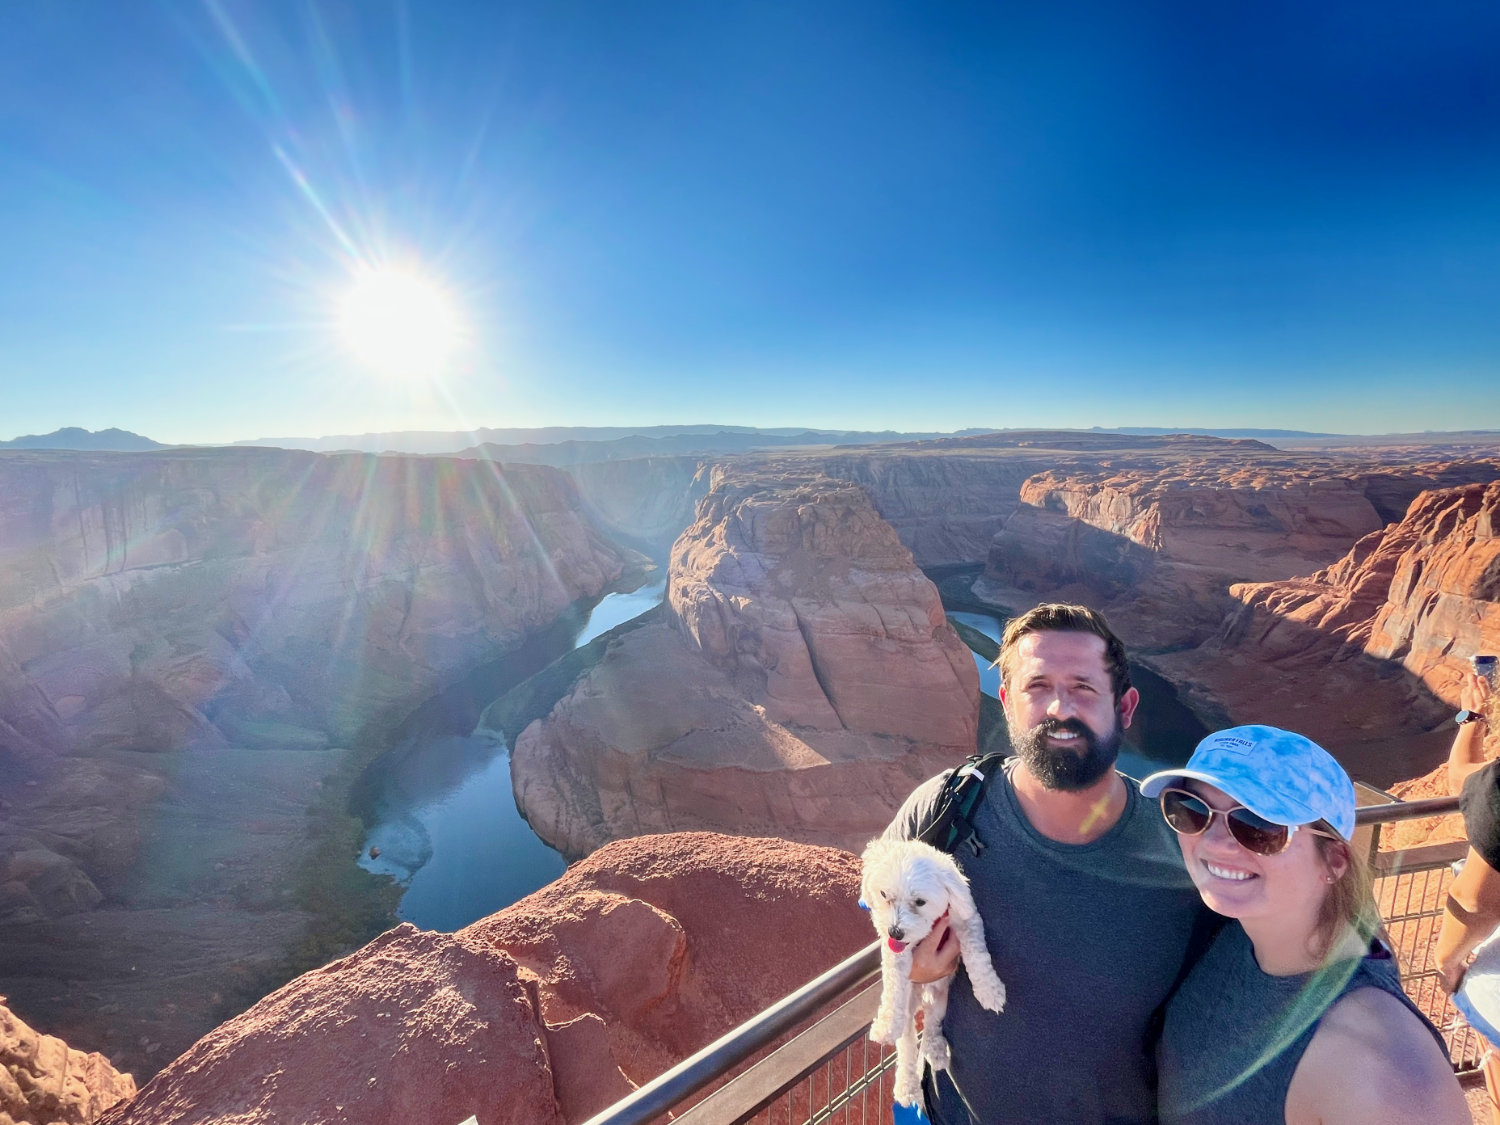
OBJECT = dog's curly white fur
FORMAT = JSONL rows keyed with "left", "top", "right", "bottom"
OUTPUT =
{"left": 860, "top": 837, "right": 1006, "bottom": 1109}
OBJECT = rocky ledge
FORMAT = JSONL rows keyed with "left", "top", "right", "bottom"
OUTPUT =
{"left": 512, "top": 468, "right": 979, "bottom": 859}
{"left": 1, "top": 998, "right": 135, "bottom": 1124}
{"left": 99, "top": 833, "right": 867, "bottom": 1125}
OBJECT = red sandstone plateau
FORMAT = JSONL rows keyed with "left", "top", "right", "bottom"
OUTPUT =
{"left": 512, "top": 467, "right": 979, "bottom": 859}
{"left": 1, "top": 999, "right": 135, "bottom": 1125}
{"left": 98, "top": 833, "right": 867, "bottom": 1125}
{"left": 1155, "top": 480, "right": 1500, "bottom": 785}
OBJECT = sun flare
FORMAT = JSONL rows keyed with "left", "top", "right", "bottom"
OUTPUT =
{"left": 339, "top": 268, "right": 459, "bottom": 380}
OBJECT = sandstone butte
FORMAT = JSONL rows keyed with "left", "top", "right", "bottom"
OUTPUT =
{"left": 94, "top": 832, "right": 868, "bottom": 1125}
{"left": 0, "top": 999, "right": 135, "bottom": 1125}
{"left": 1155, "top": 479, "right": 1500, "bottom": 789}
{"left": 512, "top": 468, "right": 980, "bottom": 861}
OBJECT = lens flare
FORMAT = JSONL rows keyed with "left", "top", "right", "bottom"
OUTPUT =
{"left": 339, "top": 268, "right": 459, "bottom": 380}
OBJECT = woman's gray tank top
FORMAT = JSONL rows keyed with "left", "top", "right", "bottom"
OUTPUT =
{"left": 1157, "top": 922, "right": 1447, "bottom": 1125}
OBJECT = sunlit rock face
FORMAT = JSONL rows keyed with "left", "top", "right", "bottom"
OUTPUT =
{"left": 100, "top": 833, "right": 866, "bottom": 1125}
{"left": 1155, "top": 480, "right": 1500, "bottom": 786}
{"left": 0, "top": 999, "right": 136, "bottom": 1124}
{"left": 0, "top": 449, "right": 634, "bottom": 759}
{"left": 513, "top": 469, "right": 979, "bottom": 859}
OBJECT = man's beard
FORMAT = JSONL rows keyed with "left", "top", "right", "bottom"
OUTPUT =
{"left": 1014, "top": 716, "right": 1123, "bottom": 791}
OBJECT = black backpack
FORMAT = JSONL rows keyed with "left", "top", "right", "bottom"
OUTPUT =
{"left": 914, "top": 751, "right": 1007, "bottom": 856}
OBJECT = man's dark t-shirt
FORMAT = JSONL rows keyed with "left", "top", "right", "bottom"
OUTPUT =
{"left": 1461, "top": 760, "right": 1500, "bottom": 868}
{"left": 886, "top": 760, "right": 1209, "bottom": 1125}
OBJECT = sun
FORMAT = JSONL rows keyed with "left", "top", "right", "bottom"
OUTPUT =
{"left": 339, "top": 268, "right": 459, "bottom": 380}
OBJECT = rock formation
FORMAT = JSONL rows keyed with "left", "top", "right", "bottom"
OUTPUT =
{"left": 99, "top": 833, "right": 867, "bottom": 1125}
{"left": 0, "top": 447, "right": 641, "bottom": 1083}
{"left": 564, "top": 456, "right": 709, "bottom": 558}
{"left": 805, "top": 453, "right": 1042, "bottom": 567}
{"left": 0, "top": 447, "right": 637, "bottom": 907}
{"left": 1154, "top": 481, "right": 1500, "bottom": 785}
{"left": 512, "top": 468, "right": 979, "bottom": 859}
{"left": 0, "top": 448, "right": 636, "bottom": 762}
{"left": 981, "top": 455, "right": 1500, "bottom": 651}
{"left": 1, "top": 999, "right": 135, "bottom": 1124}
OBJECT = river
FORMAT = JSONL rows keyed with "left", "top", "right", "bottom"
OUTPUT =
{"left": 356, "top": 579, "right": 667, "bottom": 931}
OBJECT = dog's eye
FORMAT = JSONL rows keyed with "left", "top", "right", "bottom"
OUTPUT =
{"left": 913, "top": 898, "right": 926, "bottom": 908}
{"left": 880, "top": 891, "right": 892, "bottom": 901}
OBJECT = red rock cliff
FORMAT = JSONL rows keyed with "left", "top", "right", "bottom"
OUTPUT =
{"left": 512, "top": 469, "right": 979, "bottom": 859}
{"left": 0, "top": 448, "right": 634, "bottom": 761}
{"left": 1155, "top": 480, "right": 1500, "bottom": 785}
{"left": 983, "top": 455, "right": 1500, "bottom": 650}
{"left": 99, "top": 833, "right": 867, "bottom": 1125}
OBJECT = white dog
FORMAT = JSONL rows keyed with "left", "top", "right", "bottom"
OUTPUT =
{"left": 860, "top": 837, "right": 1007, "bottom": 1109}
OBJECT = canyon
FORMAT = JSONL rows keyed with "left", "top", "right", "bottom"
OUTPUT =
{"left": 0, "top": 448, "right": 640, "bottom": 1079}
{"left": 1155, "top": 478, "right": 1500, "bottom": 787}
{"left": 511, "top": 466, "right": 980, "bottom": 859}
{"left": 6, "top": 431, "right": 1500, "bottom": 1121}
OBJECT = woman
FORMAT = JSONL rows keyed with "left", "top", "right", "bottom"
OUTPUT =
{"left": 1437, "top": 667, "right": 1500, "bottom": 1122}
{"left": 1141, "top": 725, "right": 1467, "bottom": 1125}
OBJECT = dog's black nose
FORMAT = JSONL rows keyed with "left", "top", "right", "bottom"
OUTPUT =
{"left": 888, "top": 926, "right": 904, "bottom": 941}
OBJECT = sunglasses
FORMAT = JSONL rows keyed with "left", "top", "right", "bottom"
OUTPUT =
{"left": 1158, "top": 787, "right": 1339, "bottom": 856}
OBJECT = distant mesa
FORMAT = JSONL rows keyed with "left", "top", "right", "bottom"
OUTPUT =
{"left": 0, "top": 427, "right": 166, "bottom": 452}
{"left": 233, "top": 424, "right": 999, "bottom": 457}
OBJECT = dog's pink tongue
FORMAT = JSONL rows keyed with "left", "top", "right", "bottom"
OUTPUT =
{"left": 887, "top": 937, "right": 908, "bottom": 953}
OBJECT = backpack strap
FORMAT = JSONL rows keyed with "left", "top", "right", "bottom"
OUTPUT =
{"left": 915, "top": 751, "right": 1007, "bottom": 856}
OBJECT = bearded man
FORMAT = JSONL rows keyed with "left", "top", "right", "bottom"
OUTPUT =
{"left": 886, "top": 603, "right": 1212, "bottom": 1125}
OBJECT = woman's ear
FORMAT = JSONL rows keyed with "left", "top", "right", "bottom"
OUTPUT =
{"left": 1321, "top": 838, "right": 1350, "bottom": 882}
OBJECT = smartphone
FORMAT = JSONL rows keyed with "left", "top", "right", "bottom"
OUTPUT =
{"left": 1474, "top": 654, "right": 1498, "bottom": 688}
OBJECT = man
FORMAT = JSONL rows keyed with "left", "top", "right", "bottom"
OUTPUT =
{"left": 886, "top": 603, "right": 1210, "bottom": 1124}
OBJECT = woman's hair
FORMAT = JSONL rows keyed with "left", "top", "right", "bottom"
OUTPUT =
{"left": 1312, "top": 831, "right": 1380, "bottom": 960}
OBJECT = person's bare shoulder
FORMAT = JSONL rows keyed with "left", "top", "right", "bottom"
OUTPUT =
{"left": 1285, "top": 986, "right": 1468, "bottom": 1125}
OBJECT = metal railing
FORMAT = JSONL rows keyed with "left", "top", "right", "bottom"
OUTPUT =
{"left": 585, "top": 796, "right": 1472, "bottom": 1125}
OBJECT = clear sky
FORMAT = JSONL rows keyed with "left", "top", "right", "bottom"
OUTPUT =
{"left": 2, "top": 1, "right": 1498, "bottom": 444}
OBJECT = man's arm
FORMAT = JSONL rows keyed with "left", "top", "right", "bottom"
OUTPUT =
{"left": 1437, "top": 846, "right": 1500, "bottom": 992}
{"left": 1447, "top": 671, "right": 1491, "bottom": 793}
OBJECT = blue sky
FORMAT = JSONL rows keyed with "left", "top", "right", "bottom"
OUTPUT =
{"left": 1, "top": 1, "right": 1497, "bottom": 444}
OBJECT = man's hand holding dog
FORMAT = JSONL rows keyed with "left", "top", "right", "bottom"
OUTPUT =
{"left": 908, "top": 914, "right": 960, "bottom": 983}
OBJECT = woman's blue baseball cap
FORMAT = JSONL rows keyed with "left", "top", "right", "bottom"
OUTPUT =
{"left": 1139, "top": 725, "right": 1357, "bottom": 841}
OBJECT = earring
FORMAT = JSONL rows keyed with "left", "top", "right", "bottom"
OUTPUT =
{"left": 1324, "top": 874, "right": 1336, "bottom": 884}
